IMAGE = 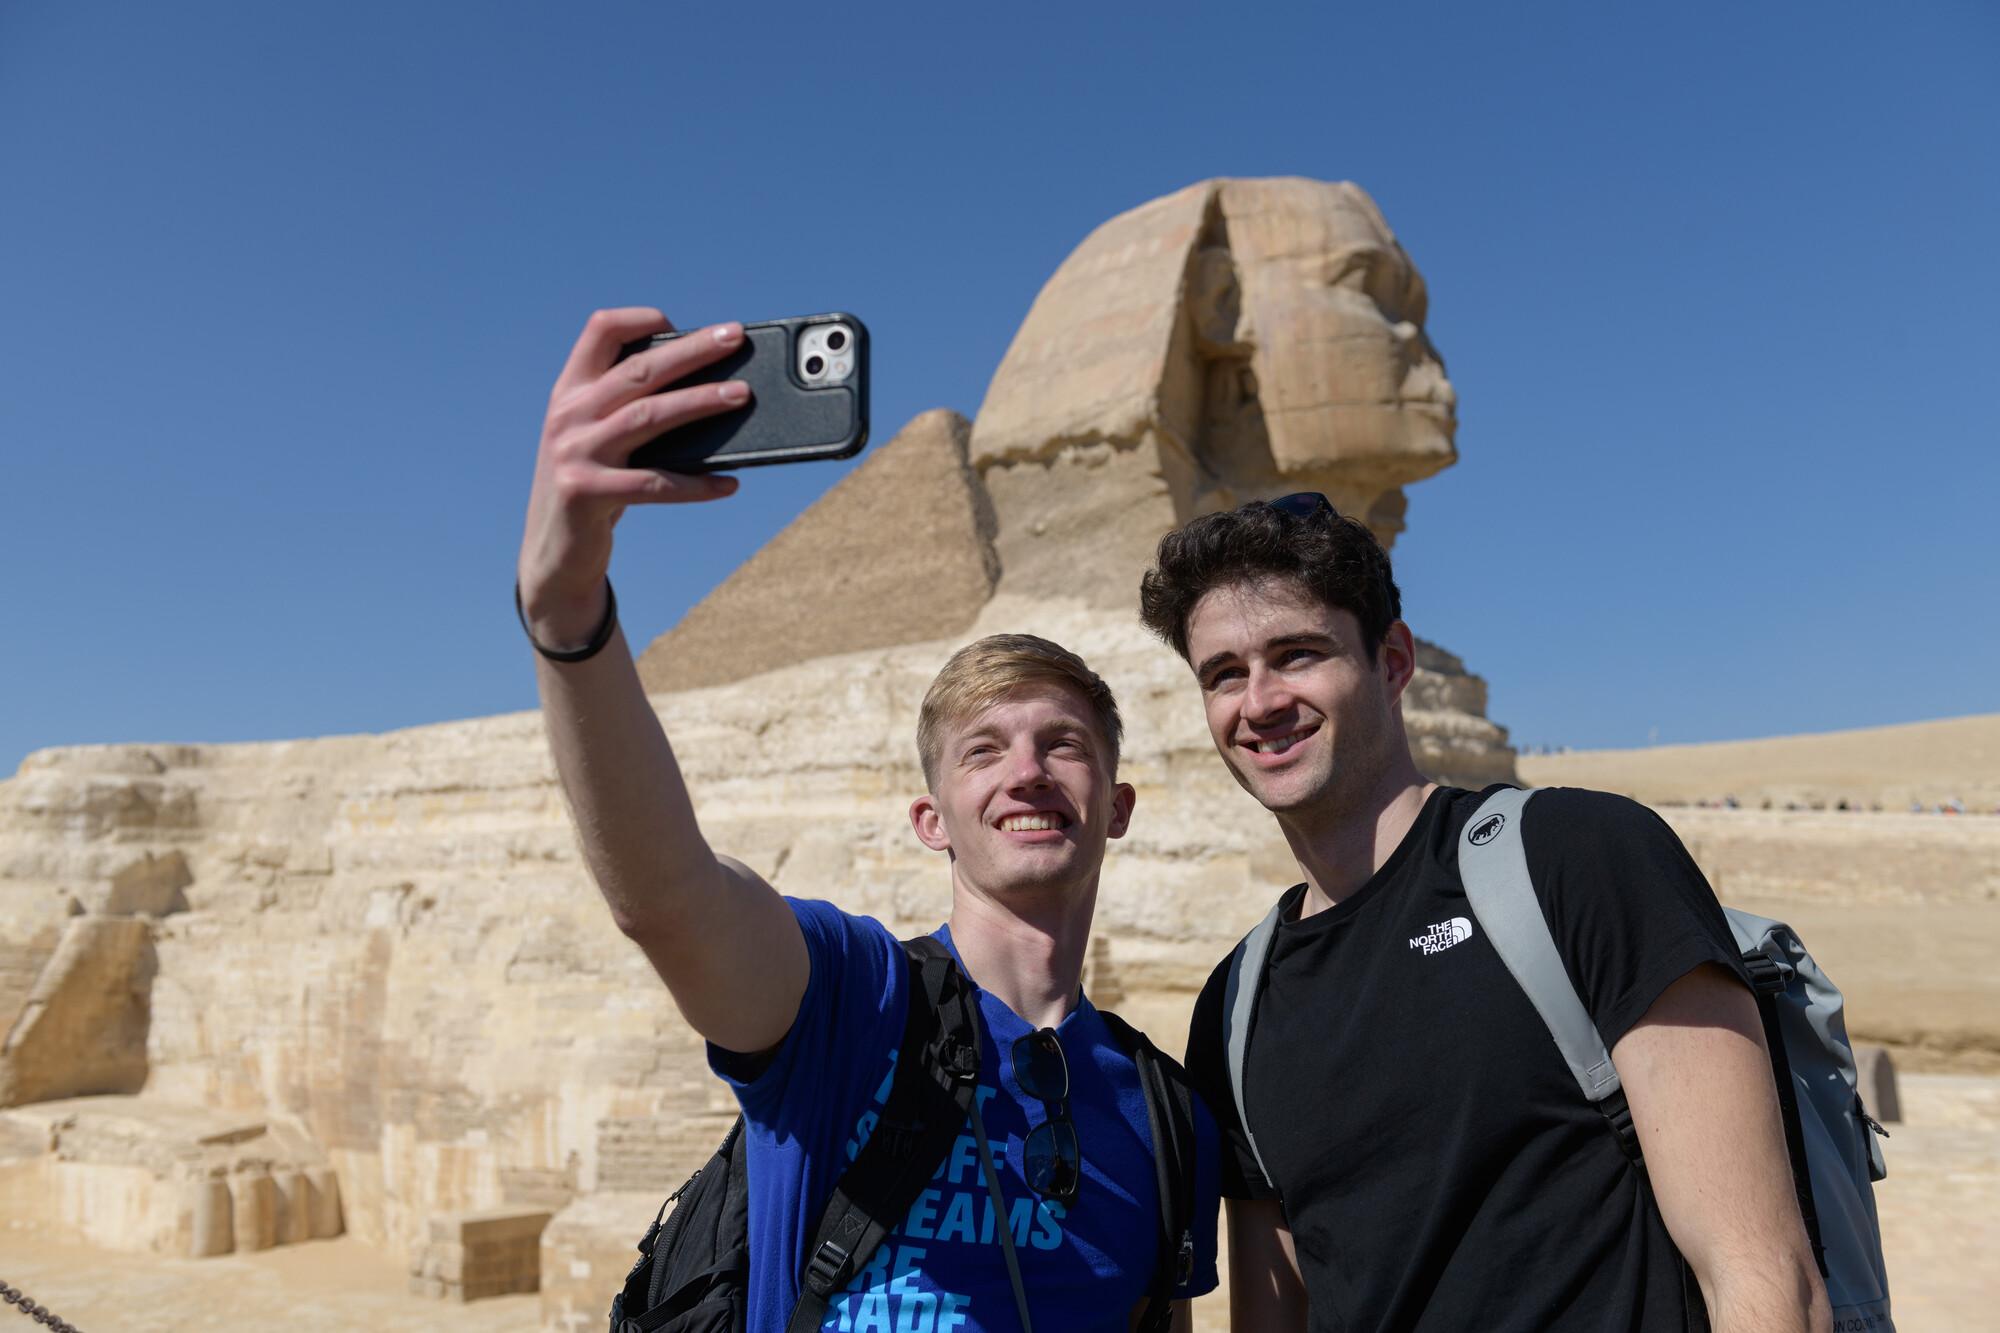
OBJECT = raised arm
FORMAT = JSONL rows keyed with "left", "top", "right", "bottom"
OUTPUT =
{"left": 1612, "top": 964, "right": 1831, "bottom": 1333}
{"left": 518, "top": 307, "right": 809, "bottom": 1054}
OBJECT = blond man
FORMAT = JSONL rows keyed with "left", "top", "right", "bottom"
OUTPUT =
{"left": 517, "top": 308, "right": 1218, "bottom": 1333}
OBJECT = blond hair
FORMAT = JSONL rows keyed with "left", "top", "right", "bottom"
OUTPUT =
{"left": 916, "top": 634, "right": 1123, "bottom": 789}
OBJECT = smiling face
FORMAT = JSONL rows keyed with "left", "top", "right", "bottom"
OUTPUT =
{"left": 910, "top": 684, "right": 1135, "bottom": 903}
{"left": 1184, "top": 576, "right": 1415, "bottom": 819}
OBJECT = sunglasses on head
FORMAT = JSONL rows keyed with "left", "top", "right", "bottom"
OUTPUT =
{"left": 1255, "top": 491, "right": 1399, "bottom": 624}
{"left": 1012, "top": 1028, "right": 1080, "bottom": 1205}
{"left": 1267, "top": 491, "right": 1339, "bottom": 523}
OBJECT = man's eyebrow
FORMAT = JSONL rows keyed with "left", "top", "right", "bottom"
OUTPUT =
{"left": 955, "top": 725, "right": 1001, "bottom": 753}
{"left": 1195, "top": 632, "right": 1340, "bottom": 681}
{"left": 1193, "top": 649, "right": 1237, "bottom": 681}
{"left": 1269, "top": 631, "right": 1339, "bottom": 653}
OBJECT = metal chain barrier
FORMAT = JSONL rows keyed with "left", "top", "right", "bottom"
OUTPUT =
{"left": 0, "top": 1281, "right": 83, "bottom": 1333}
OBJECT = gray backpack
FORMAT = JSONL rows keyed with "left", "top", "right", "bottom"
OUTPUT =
{"left": 1221, "top": 786, "right": 1894, "bottom": 1331}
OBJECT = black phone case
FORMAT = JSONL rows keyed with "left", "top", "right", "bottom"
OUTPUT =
{"left": 621, "top": 313, "right": 869, "bottom": 472}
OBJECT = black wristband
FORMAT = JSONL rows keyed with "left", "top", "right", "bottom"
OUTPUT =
{"left": 516, "top": 578, "right": 619, "bottom": 663}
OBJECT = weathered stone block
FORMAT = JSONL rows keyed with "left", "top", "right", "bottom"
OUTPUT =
{"left": 305, "top": 1164, "right": 343, "bottom": 1238}
{"left": 187, "top": 1174, "right": 233, "bottom": 1257}
{"left": 414, "top": 1207, "right": 552, "bottom": 1301}
{"left": 274, "top": 1169, "right": 311, "bottom": 1244}
{"left": 101, "top": 850, "right": 192, "bottom": 917}
{"left": 457, "top": 1207, "right": 553, "bottom": 1247}
{"left": 0, "top": 916, "right": 154, "bottom": 1108}
{"left": 230, "top": 1169, "right": 277, "bottom": 1252}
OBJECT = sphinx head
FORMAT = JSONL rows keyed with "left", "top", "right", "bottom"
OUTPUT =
{"left": 974, "top": 177, "right": 1457, "bottom": 554}
{"left": 1198, "top": 178, "right": 1457, "bottom": 513}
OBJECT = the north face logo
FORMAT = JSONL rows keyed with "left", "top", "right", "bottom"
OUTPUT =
{"left": 1409, "top": 917, "right": 1475, "bottom": 955}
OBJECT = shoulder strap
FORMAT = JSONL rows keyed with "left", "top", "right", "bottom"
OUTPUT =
{"left": 1458, "top": 786, "right": 1639, "bottom": 1156}
{"left": 1738, "top": 946, "right": 1830, "bottom": 1280}
{"left": 785, "top": 935, "right": 982, "bottom": 1333}
{"left": 1220, "top": 900, "right": 1284, "bottom": 1191}
{"left": 1099, "top": 1011, "right": 1197, "bottom": 1333}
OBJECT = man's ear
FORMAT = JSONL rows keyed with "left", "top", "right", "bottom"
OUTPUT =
{"left": 1107, "top": 782, "right": 1137, "bottom": 840}
{"left": 910, "top": 793, "right": 952, "bottom": 853}
{"left": 1379, "top": 621, "right": 1419, "bottom": 707}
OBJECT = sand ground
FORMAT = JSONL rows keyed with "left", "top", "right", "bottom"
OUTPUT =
{"left": 5, "top": 1074, "right": 1993, "bottom": 1332}
{"left": 1, "top": 1228, "right": 542, "bottom": 1332}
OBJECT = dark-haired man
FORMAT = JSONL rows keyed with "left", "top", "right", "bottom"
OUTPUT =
{"left": 1139, "top": 494, "right": 1829, "bottom": 1332}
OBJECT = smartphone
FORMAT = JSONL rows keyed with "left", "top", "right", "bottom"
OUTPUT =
{"left": 620, "top": 313, "right": 869, "bottom": 472}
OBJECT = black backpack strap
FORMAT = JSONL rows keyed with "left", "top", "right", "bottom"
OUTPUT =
{"left": 1100, "top": 1010, "right": 1197, "bottom": 1333}
{"left": 785, "top": 935, "right": 982, "bottom": 1333}
{"left": 1741, "top": 951, "right": 1829, "bottom": 1280}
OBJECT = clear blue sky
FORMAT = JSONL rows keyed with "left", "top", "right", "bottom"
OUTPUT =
{"left": 3, "top": 2, "right": 1995, "bottom": 773}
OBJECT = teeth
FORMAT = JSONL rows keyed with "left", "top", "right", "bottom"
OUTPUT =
{"left": 1253, "top": 731, "right": 1310, "bottom": 755}
{"left": 1000, "top": 814, "right": 1062, "bottom": 832}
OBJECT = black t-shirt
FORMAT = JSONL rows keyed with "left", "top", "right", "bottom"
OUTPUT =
{"left": 1185, "top": 786, "right": 1748, "bottom": 1333}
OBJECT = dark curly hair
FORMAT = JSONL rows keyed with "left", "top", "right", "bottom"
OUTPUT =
{"left": 1138, "top": 499, "right": 1403, "bottom": 663}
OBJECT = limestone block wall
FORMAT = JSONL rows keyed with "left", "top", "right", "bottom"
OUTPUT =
{"left": 0, "top": 608, "right": 1513, "bottom": 1277}
{"left": 1, "top": 612, "right": 1983, "bottom": 1333}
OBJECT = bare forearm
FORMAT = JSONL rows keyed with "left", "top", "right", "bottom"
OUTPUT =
{"left": 1227, "top": 1199, "right": 1308, "bottom": 1330}
{"left": 1701, "top": 1256, "right": 1830, "bottom": 1333}
{"left": 535, "top": 624, "right": 714, "bottom": 936}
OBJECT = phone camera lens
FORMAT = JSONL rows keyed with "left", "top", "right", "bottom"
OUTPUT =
{"left": 826, "top": 329, "right": 848, "bottom": 351}
{"left": 805, "top": 355, "right": 827, "bottom": 376}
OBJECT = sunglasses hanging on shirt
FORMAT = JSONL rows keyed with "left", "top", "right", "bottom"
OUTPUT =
{"left": 1012, "top": 1028, "right": 1081, "bottom": 1205}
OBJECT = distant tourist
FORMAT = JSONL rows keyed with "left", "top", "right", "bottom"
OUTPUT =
{"left": 1138, "top": 494, "right": 1831, "bottom": 1332}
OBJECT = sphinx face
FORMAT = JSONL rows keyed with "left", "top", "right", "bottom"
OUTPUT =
{"left": 1220, "top": 180, "right": 1458, "bottom": 487}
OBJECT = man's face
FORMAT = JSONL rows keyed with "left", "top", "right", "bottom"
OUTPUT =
{"left": 1183, "top": 577, "right": 1410, "bottom": 816}
{"left": 910, "top": 684, "right": 1135, "bottom": 901}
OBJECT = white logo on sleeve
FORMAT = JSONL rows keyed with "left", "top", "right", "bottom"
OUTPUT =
{"left": 1409, "top": 917, "right": 1476, "bottom": 955}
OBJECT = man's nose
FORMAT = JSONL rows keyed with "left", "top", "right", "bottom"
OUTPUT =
{"left": 1004, "top": 744, "right": 1054, "bottom": 789}
{"left": 1241, "top": 663, "right": 1293, "bottom": 723}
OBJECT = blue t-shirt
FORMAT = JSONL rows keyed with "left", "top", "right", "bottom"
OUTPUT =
{"left": 708, "top": 898, "right": 1220, "bottom": 1333}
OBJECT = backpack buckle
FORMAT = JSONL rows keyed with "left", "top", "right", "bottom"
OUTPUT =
{"left": 1601, "top": 1091, "right": 1643, "bottom": 1163}
{"left": 936, "top": 1036, "right": 978, "bottom": 1081}
{"left": 1742, "top": 952, "right": 1788, "bottom": 995}
{"left": 804, "top": 1239, "right": 851, "bottom": 1295}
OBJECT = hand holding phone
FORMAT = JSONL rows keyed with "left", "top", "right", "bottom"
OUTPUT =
{"left": 620, "top": 313, "right": 870, "bottom": 472}
{"left": 517, "top": 308, "right": 751, "bottom": 647}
